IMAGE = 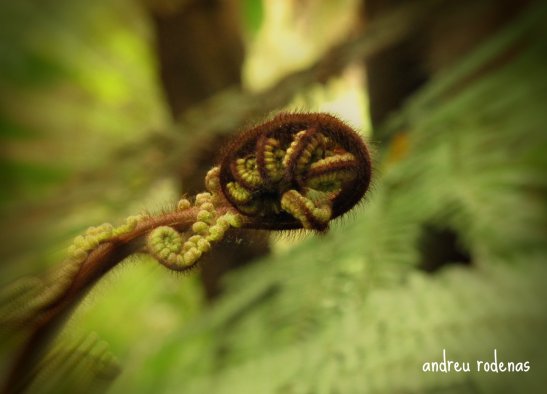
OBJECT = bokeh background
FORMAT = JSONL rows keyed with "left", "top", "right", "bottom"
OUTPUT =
{"left": 1, "top": 0, "right": 546, "bottom": 393}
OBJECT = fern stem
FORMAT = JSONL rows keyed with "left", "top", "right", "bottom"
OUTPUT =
{"left": 3, "top": 205, "right": 235, "bottom": 394}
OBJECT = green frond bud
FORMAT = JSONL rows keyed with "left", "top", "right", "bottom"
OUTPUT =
{"left": 226, "top": 182, "right": 253, "bottom": 204}
{"left": 233, "top": 156, "right": 262, "bottom": 188}
{"left": 182, "top": 241, "right": 195, "bottom": 252}
{"left": 200, "top": 202, "right": 215, "bottom": 212}
{"left": 73, "top": 235, "right": 86, "bottom": 248}
{"left": 70, "top": 248, "right": 88, "bottom": 262}
{"left": 195, "top": 192, "right": 213, "bottom": 206}
{"left": 205, "top": 166, "right": 221, "bottom": 195}
{"left": 192, "top": 221, "right": 209, "bottom": 235}
{"left": 187, "top": 235, "right": 202, "bottom": 244}
{"left": 197, "top": 209, "right": 214, "bottom": 224}
{"left": 196, "top": 238, "right": 211, "bottom": 253}
{"left": 281, "top": 189, "right": 332, "bottom": 231}
{"left": 183, "top": 248, "right": 201, "bottom": 266}
{"left": 224, "top": 213, "right": 243, "bottom": 228}
{"left": 206, "top": 225, "right": 225, "bottom": 242}
{"left": 113, "top": 214, "right": 144, "bottom": 236}
{"left": 215, "top": 217, "right": 230, "bottom": 231}
{"left": 177, "top": 198, "right": 192, "bottom": 211}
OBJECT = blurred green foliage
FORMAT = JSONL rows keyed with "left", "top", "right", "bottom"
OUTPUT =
{"left": 1, "top": 1, "right": 546, "bottom": 394}
{"left": 241, "top": 0, "right": 264, "bottom": 38}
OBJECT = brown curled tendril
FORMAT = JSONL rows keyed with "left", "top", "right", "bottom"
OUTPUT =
{"left": 212, "top": 112, "right": 372, "bottom": 231}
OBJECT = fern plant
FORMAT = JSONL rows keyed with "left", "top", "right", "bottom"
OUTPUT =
{"left": 0, "top": 112, "right": 372, "bottom": 393}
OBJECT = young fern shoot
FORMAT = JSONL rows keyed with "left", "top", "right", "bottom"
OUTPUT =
{"left": 2, "top": 112, "right": 372, "bottom": 393}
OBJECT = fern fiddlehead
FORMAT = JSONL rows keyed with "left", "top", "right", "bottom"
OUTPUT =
{"left": 2, "top": 112, "right": 371, "bottom": 393}
{"left": 146, "top": 192, "right": 243, "bottom": 271}
{"left": 145, "top": 112, "right": 372, "bottom": 269}
{"left": 216, "top": 112, "right": 372, "bottom": 231}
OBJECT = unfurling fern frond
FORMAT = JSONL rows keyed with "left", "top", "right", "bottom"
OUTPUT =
{"left": 1, "top": 112, "right": 372, "bottom": 392}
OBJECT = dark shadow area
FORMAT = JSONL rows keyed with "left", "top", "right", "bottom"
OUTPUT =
{"left": 418, "top": 224, "right": 472, "bottom": 273}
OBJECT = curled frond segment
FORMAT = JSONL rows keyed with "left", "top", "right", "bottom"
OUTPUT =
{"left": 216, "top": 113, "right": 372, "bottom": 230}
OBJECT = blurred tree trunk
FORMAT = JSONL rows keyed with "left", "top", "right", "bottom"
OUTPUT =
{"left": 362, "top": 0, "right": 531, "bottom": 136}
{"left": 145, "top": 0, "right": 269, "bottom": 300}
{"left": 147, "top": 0, "right": 244, "bottom": 118}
